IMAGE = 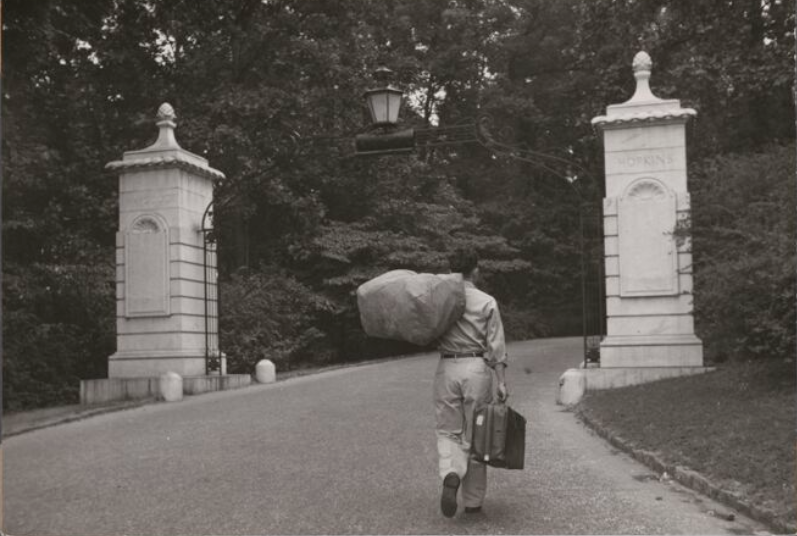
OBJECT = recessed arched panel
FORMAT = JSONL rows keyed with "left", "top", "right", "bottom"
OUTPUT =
{"left": 125, "top": 214, "right": 170, "bottom": 317}
{"left": 130, "top": 217, "right": 161, "bottom": 233}
{"left": 617, "top": 178, "right": 679, "bottom": 297}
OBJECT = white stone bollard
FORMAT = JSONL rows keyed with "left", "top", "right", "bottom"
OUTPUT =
{"left": 557, "top": 368, "right": 586, "bottom": 406}
{"left": 255, "top": 360, "right": 276, "bottom": 384}
{"left": 159, "top": 371, "right": 183, "bottom": 402}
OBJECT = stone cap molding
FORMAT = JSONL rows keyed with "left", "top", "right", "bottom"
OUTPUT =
{"left": 592, "top": 51, "right": 696, "bottom": 130}
{"left": 106, "top": 153, "right": 226, "bottom": 182}
{"left": 592, "top": 108, "right": 697, "bottom": 129}
{"left": 106, "top": 103, "right": 226, "bottom": 182}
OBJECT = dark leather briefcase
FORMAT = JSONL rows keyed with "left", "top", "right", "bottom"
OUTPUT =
{"left": 471, "top": 402, "right": 527, "bottom": 469}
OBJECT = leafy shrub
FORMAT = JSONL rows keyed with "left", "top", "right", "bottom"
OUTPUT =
{"left": 219, "top": 268, "right": 337, "bottom": 373}
{"left": 501, "top": 303, "right": 551, "bottom": 341}
{"left": 685, "top": 143, "right": 796, "bottom": 362}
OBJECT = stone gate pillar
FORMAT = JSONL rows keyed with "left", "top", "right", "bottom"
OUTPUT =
{"left": 591, "top": 52, "right": 704, "bottom": 368}
{"left": 106, "top": 103, "right": 225, "bottom": 377}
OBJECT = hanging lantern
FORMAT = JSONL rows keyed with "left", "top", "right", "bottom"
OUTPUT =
{"left": 363, "top": 66, "right": 403, "bottom": 127}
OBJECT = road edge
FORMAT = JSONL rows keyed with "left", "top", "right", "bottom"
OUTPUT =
{"left": 2, "top": 399, "right": 155, "bottom": 439}
{"left": 2, "top": 351, "right": 432, "bottom": 439}
{"left": 576, "top": 407, "right": 796, "bottom": 536}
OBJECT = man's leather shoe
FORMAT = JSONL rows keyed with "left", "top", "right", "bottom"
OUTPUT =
{"left": 465, "top": 506, "right": 482, "bottom": 514}
{"left": 440, "top": 473, "right": 460, "bottom": 517}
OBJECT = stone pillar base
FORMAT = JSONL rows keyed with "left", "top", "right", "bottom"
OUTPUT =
{"left": 80, "top": 374, "right": 251, "bottom": 405}
{"left": 108, "top": 350, "right": 227, "bottom": 378}
{"left": 600, "top": 334, "right": 703, "bottom": 368}
{"left": 557, "top": 365, "right": 714, "bottom": 406}
{"left": 583, "top": 365, "right": 713, "bottom": 390}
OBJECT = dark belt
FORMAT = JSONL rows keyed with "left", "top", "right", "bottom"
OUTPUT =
{"left": 440, "top": 352, "right": 485, "bottom": 359}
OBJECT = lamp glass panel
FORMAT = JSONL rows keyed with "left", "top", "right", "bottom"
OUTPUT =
{"left": 369, "top": 92, "right": 389, "bottom": 124}
{"left": 387, "top": 92, "right": 402, "bottom": 124}
{"left": 365, "top": 88, "right": 402, "bottom": 125}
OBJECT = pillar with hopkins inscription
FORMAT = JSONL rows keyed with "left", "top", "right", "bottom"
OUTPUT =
{"left": 106, "top": 103, "right": 226, "bottom": 377}
{"left": 591, "top": 52, "right": 704, "bottom": 368}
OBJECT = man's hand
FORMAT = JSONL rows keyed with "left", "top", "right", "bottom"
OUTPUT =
{"left": 497, "top": 381, "right": 509, "bottom": 403}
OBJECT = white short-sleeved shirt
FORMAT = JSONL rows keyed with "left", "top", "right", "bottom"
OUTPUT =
{"left": 437, "top": 281, "right": 508, "bottom": 368}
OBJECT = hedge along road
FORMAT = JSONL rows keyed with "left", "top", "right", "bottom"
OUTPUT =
{"left": 4, "top": 338, "right": 771, "bottom": 536}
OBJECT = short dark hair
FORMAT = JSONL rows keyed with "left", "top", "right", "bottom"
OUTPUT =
{"left": 448, "top": 249, "right": 479, "bottom": 275}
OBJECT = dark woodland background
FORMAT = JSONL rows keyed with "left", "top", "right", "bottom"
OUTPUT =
{"left": 3, "top": 0, "right": 794, "bottom": 409}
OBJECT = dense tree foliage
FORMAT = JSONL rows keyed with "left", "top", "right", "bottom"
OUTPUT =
{"left": 3, "top": 0, "right": 794, "bottom": 409}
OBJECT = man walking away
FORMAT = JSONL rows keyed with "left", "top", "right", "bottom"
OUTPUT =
{"left": 434, "top": 249, "right": 509, "bottom": 517}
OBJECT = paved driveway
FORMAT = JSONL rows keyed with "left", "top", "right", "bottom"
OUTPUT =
{"left": 3, "top": 338, "right": 770, "bottom": 535}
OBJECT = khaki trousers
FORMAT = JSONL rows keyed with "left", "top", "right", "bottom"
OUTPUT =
{"left": 433, "top": 356, "right": 493, "bottom": 508}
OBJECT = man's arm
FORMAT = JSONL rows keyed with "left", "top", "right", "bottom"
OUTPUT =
{"left": 485, "top": 301, "right": 509, "bottom": 401}
{"left": 485, "top": 302, "right": 507, "bottom": 367}
{"left": 495, "top": 362, "right": 508, "bottom": 402}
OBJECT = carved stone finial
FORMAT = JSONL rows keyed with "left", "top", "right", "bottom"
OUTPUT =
{"left": 629, "top": 50, "right": 657, "bottom": 103}
{"left": 591, "top": 50, "right": 697, "bottom": 128}
{"left": 157, "top": 102, "right": 176, "bottom": 122}
{"left": 632, "top": 51, "right": 652, "bottom": 74}
{"left": 147, "top": 102, "right": 180, "bottom": 150}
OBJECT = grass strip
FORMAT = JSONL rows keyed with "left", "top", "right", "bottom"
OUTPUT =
{"left": 577, "top": 359, "right": 796, "bottom": 532}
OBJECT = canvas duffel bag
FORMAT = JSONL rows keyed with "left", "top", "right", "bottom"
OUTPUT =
{"left": 356, "top": 270, "right": 465, "bottom": 346}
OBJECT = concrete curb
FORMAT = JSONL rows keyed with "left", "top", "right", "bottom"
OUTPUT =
{"left": 576, "top": 408, "right": 797, "bottom": 536}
